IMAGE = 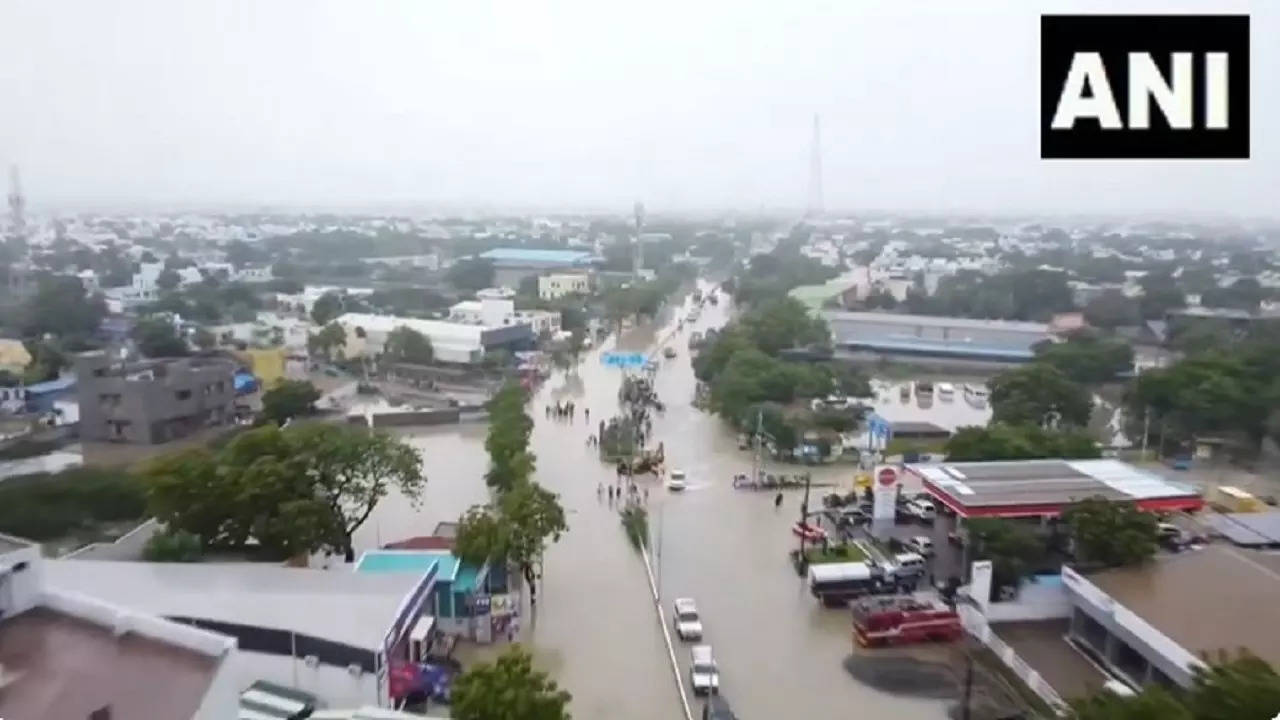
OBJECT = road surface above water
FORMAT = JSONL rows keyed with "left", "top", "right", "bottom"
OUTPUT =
{"left": 354, "top": 283, "right": 949, "bottom": 720}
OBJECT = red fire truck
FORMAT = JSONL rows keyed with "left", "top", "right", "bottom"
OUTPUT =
{"left": 851, "top": 596, "right": 962, "bottom": 648}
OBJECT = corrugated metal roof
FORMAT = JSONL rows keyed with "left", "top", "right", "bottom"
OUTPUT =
{"left": 478, "top": 248, "right": 593, "bottom": 264}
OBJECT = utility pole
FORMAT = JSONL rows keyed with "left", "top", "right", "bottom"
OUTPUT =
{"left": 1140, "top": 406, "right": 1151, "bottom": 461}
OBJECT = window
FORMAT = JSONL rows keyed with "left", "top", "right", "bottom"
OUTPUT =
{"left": 175, "top": 389, "right": 192, "bottom": 401}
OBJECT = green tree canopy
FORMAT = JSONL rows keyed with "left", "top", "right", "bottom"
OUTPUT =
{"left": 133, "top": 316, "right": 190, "bottom": 358}
{"left": 1186, "top": 651, "right": 1280, "bottom": 720}
{"left": 307, "top": 322, "right": 347, "bottom": 361}
{"left": 1034, "top": 333, "right": 1134, "bottom": 384}
{"left": 21, "top": 274, "right": 107, "bottom": 339}
{"left": 142, "top": 424, "right": 424, "bottom": 560}
{"left": 484, "top": 384, "right": 537, "bottom": 492}
{"left": 989, "top": 363, "right": 1093, "bottom": 427}
{"left": 1070, "top": 684, "right": 1192, "bottom": 720}
{"left": 310, "top": 292, "right": 344, "bottom": 325}
{"left": 1083, "top": 289, "right": 1142, "bottom": 329}
{"left": 944, "top": 423, "right": 1099, "bottom": 462}
{"left": 383, "top": 326, "right": 434, "bottom": 365}
{"left": 1062, "top": 496, "right": 1157, "bottom": 567}
{"left": 451, "top": 645, "right": 571, "bottom": 720}
{"left": 455, "top": 480, "right": 567, "bottom": 592}
{"left": 447, "top": 257, "right": 497, "bottom": 294}
{"left": 261, "top": 379, "right": 321, "bottom": 425}
{"left": 156, "top": 267, "right": 181, "bottom": 291}
{"left": 966, "top": 517, "right": 1046, "bottom": 598}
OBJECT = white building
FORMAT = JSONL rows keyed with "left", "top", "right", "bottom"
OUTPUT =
{"left": 0, "top": 534, "right": 240, "bottom": 720}
{"left": 335, "top": 311, "right": 534, "bottom": 364}
{"left": 448, "top": 287, "right": 517, "bottom": 328}
{"left": 538, "top": 272, "right": 591, "bottom": 300}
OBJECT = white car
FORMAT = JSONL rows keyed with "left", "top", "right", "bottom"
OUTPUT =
{"left": 906, "top": 536, "right": 934, "bottom": 556}
{"left": 690, "top": 644, "right": 720, "bottom": 695}
{"left": 672, "top": 597, "right": 703, "bottom": 640}
{"left": 667, "top": 469, "right": 688, "bottom": 491}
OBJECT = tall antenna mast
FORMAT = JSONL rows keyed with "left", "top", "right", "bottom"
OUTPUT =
{"left": 632, "top": 201, "right": 645, "bottom": 280}
{"left": 807, "top": 115, "right": 824, "bottom": 218}
{"left": 7, "top": 165, "right": 26, "bottom": 241}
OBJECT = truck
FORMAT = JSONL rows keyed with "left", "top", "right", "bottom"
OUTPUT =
{"left": 851, "top": 596, "right": 962, "bottom": 648}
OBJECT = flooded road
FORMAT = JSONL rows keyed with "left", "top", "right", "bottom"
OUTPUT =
{"left": 353, "top": 284, "right": 952, "bottom": 719}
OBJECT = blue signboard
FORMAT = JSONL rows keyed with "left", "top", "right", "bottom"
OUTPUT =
{"left": 601, "top": 352, "right": 648, "bottom": 368}
{"left": 867, "top": 413, "right": 892, "bottom": 445}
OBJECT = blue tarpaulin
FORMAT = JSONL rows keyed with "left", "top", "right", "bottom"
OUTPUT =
{"left": 233, "top": 372, "right": 258, "bottom": 394}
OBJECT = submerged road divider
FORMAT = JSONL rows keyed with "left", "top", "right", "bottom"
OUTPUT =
{"left": 640, "top": 544, "right": 694, "bottom": 720}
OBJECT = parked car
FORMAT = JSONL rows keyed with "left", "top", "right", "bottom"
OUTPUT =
{"left": 663, "top": 347, "right": 677, "bottom": 359}
{"left": 905, "top": 499, "right": 936, "bottom": 524}
{"left": 667, "top": 469, "right": 688, "bottom": 491}
{"left": 690, "top": 644, "right": 720, "bottom": 695}
{"left": 673, "top": 597, "right": 704, "bottom": 640}
{"left": 906, "top": 536, "right": 934, "bottom": 556}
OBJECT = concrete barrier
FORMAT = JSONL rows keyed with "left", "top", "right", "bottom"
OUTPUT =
{"left": 368, "top": 408, "right": 461, "bottom": 428}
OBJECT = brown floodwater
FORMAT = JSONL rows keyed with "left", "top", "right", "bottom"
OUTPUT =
{"left": 354, "top": 285, "right": 951, "bottom": 720}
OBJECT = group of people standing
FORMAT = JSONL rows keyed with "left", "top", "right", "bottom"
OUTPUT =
{"left": 545, "top": 400, "right": 583, "bottom": 422}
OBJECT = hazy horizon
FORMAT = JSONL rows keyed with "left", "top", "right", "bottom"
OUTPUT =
{"left": 2, "top": 0, "right": 1275, "bottom": 218}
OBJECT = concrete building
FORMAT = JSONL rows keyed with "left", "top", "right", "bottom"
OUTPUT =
{"left": 334, "top": 312, "right": 533, "bottom": 365}
{"left": 825, "top": 310, "right": 1053, "bottom": 363}
{"left": 448, "top": 288, "right": 561, "bottom": 336}
{"left": 538, "top": 272, "right": 591, "bottom": 300}
{"left": 75, "top": 352, "right": 238, "bottom": 444}
{"left": 0, "top": 534, "right": 240, "bottom": 720}
{"left": 1061, "top": 547, "right": 1280, "bottom": 689}
{"left": 477, "top": 248, "right": 597, "bottom": 287}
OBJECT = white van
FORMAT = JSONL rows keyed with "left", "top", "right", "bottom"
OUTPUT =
{"left": 891, "top": 552, "right": 927, "bottom": 577}
{"left": 690, "top": 644, "right": 720, "bottom": 695}
{"left": 906, "top": 536, "right": 934, "bottom": 556}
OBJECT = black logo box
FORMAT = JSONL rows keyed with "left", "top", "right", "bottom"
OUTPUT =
{"left": 1041, "top": 15, "right": 1249, "bottom": 159}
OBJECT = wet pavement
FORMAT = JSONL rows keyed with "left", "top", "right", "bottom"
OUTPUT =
{"left": 352, "top": 283, "right": 955, "bottom": 720}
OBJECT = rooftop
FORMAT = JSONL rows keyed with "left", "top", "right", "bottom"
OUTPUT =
{"left": 824, "top": 310, "right": 1051, "bottom": 334}
{"left": 909, "top": 459, "right": 1202, "bottom": 517}
{"left": 1086, "top": 546, "right": 1280, "bottom": 668}
{"left": 478, "top": 248, "right": 594, "bottom": 265}
{"left": 44, "top": 560, "right": 422, "bottom": 651}
{"left": 1205, "top": 511, "right": 1280, "bottom": 547}
{"left": 0, "top": 607, "right": 219, "bottom": 720}
{"left": 825, "top": 311, "right": 1052, "bottom": 360}
{"left": 336, "top": 312, "right": 488, "bottom": 342}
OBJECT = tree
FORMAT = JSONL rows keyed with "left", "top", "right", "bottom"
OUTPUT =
{"left": 22, "top": 339, "right": 67, "bottom": 383}
{"left": 193, "top": 327, "right": 217, "bottom": 351}
{"left": 1139, "top": 272, "right": 1186, "bottom": 320}
{"left": 738, "top": 296, "right": 830, "bottom": 355}
{"left": 1084, "top": 289, "right": 1142, "bottom": 329}
{"left": 1070, "top": 685, "right": 1192, "bottom": 720}
{"left": 451, "top": 645, "right": 571, "bottom": 720}
{"left": 307, "top": 322, "right": 347, "bottom": 361}
{"left": 261, "top": 379, "right": 321, "bottom": 425}
{"left": 1034, "top": 333, "right": 1134, "bottom": 384}
{"left": 944, "top": 423, "right": 1099, "bottom": 461}
{"left": 287, "top": 424, "right": 425, "bottom": 560}
{"left": 1062, "top": 496, "right": 1157, "bottom": 567}
{"left": 989, "top": 363, "right": 1092, "bottom": 428}
{"left": 1202, "top": 277, "right": 1264, "bottom": 313}
{"left": 447, "top": 257, "right": 497, "bottom": 293}
{"left": 484, "top": 384, "right": 536, "bottom": 492}
{"left": 966, "top": 517, "right": 1046, "bottom": 599}
{"left": 383, "top": 326, "right": 434, "bottom": 365}
{"left": 156, "top": 267, "right": 181, "bottom": 291}
{"left": 311, "top": 292, "right": 344, "bottom": 325}
{"left": 142, "top": 529, "right": 204, "bottom": 562}
{"left": 142, "top": 424, "right": 424, "bottom": 561}
{"left": 21, "top": 274, "right": 107, "bottom": 338}
{"left": 1185, "top": 651, "right": 1280, "bottom": 720}
{"left": 133, "top": 316, "right": 189, "bottom": 358}
{"left": 455, "top": 480, "right": 567, "bottom": 595}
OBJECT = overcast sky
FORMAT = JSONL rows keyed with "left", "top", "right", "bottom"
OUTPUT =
{"left": 0, "top": 0, "right": 1274, "bottom": 217}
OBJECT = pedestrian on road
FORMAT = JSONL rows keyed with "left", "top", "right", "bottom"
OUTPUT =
{"left": 597, "top": 483, "right": 602, "bottom": 499}
{"left": 608, "top": 485, "right": 614, "bottom": 502}
{"left": 584, "top": 408, "right": 590, "bottom": 423}
{"left": 643, "top": 487, "right": 649, "bottom": 503}
{"left": 774, "top": 492, "right": 783, "bottom": 509}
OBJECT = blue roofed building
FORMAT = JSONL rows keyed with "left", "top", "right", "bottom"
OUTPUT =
{"left": 475, "top": 248, "right": 598, "bottom": 287}
{"left": 823, "top": 310, "right": 1053, "bottom": 365}
{"left": 356, "top": 549, "right": 518, "bottom": 644}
